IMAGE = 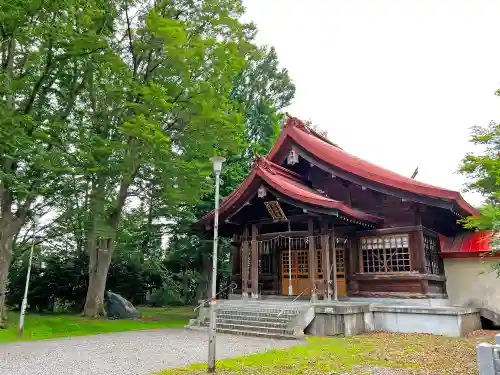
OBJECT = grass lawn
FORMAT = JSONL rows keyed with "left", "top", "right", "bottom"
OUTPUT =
{"left": 0, "top": 306, "right": 195, "bottom": 343}
{"left": 157, "top": 332, "right": 492, "bottom": 375}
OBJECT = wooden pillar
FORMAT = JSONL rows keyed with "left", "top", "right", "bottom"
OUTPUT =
{"left": 251, "top": 224, "right": 259, "bottom": 298}
{"left": 347, "top": 237, "right": 360, "bottom": 295}
{"left": 231, "top": 235, "right": 239, "bottom": 285}
{"left": 274, "top": 240, "right": 281, "bottom": 295}
{"left": 332, "top": 227, "right": 338, "bottom": 301}
{"left": 410, "top": 228, "right": 427, "bottom": 295}
{"left": 241, "top": 227, "right": 249, "bottom": 299}
{"left": 410, "top": 229, "right": 426, "bottom": 274}
{"left": 321, "top": 222, "right": 331, "bottom": 301}
{"left": 308, "top": 218, "right": 317, "bottom": 301}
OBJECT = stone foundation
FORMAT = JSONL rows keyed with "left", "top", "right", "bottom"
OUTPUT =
{"left": 308, "top": 303, "right": 480, "bottom": 337}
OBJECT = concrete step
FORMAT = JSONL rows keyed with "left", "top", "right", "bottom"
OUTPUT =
{"left": 191, "top": 301, "right": 310, "bottom": 340}
{"left": 217, "top": 314, "right": 296, "bottom": 323}
{"left": 220, "top": 305, "right": 300, "bottom": 313}
{"left": 216, "top": 314, "right": 291, "bottom": 324}
{"left": 217, "top": 322, "right": 294, "bottom": 335}
{"left": 217, "top": 308, "right": 298, "bottom": 318}
{"left": 217, "top": 318, "right": 289, "bottom": 329}
{"left": 216, "top": 327, "right": 297, "bottom": 340}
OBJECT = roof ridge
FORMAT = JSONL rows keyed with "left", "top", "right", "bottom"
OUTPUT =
{"left": 284, "top": 115, "right": 341, "bottom": 148}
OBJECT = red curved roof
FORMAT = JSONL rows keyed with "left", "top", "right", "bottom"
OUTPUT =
{"left": 199, "top": 157, "right": 382, "bottom": 226}
{"left": 268, "top": 117, "right": 479, "bottom": 217}
{"left": 440, "top": 231, "right": 496, "bottom": 258}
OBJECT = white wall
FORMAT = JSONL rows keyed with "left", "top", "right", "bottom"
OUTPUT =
{"left": 444, "top": 258, "right": 500, "bottom": 310}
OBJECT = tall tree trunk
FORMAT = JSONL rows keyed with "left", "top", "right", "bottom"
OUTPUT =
{"left": 197, "top": 253, "right": 211, "bottom": 301}
{"left": 0, "top": 241, "right": 12, "bottom": 327}
{"left": 83, "top": 235, "right": 115, "bottom": 318}
{"left": 0, "top": 230, "right": 14, "bottom": 327}
{"left": 83, "top": 170, "right": 134, "bottom": 318}
{"left": 182, "top": 268, "right": 189, "bottom": 305}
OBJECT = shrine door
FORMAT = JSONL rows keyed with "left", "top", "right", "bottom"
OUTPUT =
{"left": 334, "top": 247, "right": 347, "bottom": 297}
{"left": 281, "top": 249, "right": 310, "bottom": 296}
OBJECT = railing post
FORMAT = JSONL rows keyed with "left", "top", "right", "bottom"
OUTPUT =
{"left": 477, "top": 343, "right": 496, "bottom": 375}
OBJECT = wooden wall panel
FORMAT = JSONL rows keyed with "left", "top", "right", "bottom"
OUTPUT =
{"left": 357, "top": 279, "right": 423, "bottom": 294}
{"left": 308, "top": 170, "right": 422, "bottom": 228}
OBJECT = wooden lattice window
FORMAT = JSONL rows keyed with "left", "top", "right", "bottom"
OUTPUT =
{"left": 424, "top": 235, "right": 442, "bottom": 275}
{"left": 281, "top": 251, "right": 295, "bottom": 276}
{"left": 336, "top": 250, "right": 345, "bottom": 273}
{"left": 360, "top": 235, "right": 411, "bottom": 273}
{"left": 297, "top": 250, "right": 309, "bottom": 275}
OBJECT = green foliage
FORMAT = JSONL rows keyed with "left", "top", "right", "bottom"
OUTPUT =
{"left": 0, "top": 0, "right": 114, "bottom": 216}
{"left": 231, "top": 46, "right": 295, "bottom": 156}
{"left": 460, "top": 121, "right": 500, "bottom": 204}
{"left": 8, "top": 249, "right": 88, "bottom": 312}
{"left": 0, "top": 0, "right": 295, "bottom": 317}
{"left": 460, "top": 121, "right": 500, "bottom": 256}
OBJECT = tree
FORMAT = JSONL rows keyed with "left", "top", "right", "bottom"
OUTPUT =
{"left": 167, "top": 44, "right": 296, "bottom": 300}
{"left": 231, "top": 46, "right": 295, "bottom": 155}
{"left": 459, "top": 121, "right": 500, "bottom": 254}
{"left": 0, "top": 1, "right": 114, "bottom": 326}
{"left": 73, "top": 0, "right": 254, "bottom": 317}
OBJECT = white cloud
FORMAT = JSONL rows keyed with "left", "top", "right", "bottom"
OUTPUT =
{"left": 242, "top": 0, "right": 499, "bottom": 206}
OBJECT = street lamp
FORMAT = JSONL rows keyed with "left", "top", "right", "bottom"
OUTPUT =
{"left": 208, "top": 155, "right": 225, "bottom": 374}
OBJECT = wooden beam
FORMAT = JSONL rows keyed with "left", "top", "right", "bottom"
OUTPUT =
{"left": 273, "top": 192, "right": 377, "bottom": 228}
{"left": 256, "top": 230, "right": 308, "bottom": 241}
{"left": 355, "top": 225, "right": 424, "bottom": 237}
{"left": 247, "top": 214, "right": 316, "bottom": 226}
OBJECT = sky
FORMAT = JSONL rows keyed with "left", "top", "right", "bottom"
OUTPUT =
{"left": 242, "top": 0, "right": 500, "bottom": 207}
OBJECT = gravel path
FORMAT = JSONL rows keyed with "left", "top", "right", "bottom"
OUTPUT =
{"left": 0, "top": 328, "right": 299, "bottom": 375}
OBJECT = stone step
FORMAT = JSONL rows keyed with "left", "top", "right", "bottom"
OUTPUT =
{"left": 217, "top": 322, "right": 294, "bottom": 335}
{"left": 219, "top": 306, "right": 300, "bottom": 313}
{"left": 219, "top": 303, "right": 296, "bottom": 311}
{"left": 217, "top": 308, "right": 298, "bottom": 318}
{"left": 216, "top": 314, "right": 291, "bottom": 324}
{"left": 216, "top": 327, "right": 297, "bottom": 340}
{"left": 217, "top": 317, "right": 289, "bottom": 329}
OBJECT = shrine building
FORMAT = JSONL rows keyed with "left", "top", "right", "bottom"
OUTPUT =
{"left": 198, "top": 116, "right": 491, "bottom": 307}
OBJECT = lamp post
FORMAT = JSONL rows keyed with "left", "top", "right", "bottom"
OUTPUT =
{"left": 208, "top": 155, "right": 225, "bottom": 374}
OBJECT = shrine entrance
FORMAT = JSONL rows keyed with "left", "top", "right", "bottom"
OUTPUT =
{"left": 334, "top": 247, "right": 347, "bottom": 297}
{"left": 279, "top": 242, "right": 347, "bottom": 298}
{"left": 281, "top": 249, "right": 310, "bottom": 296}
